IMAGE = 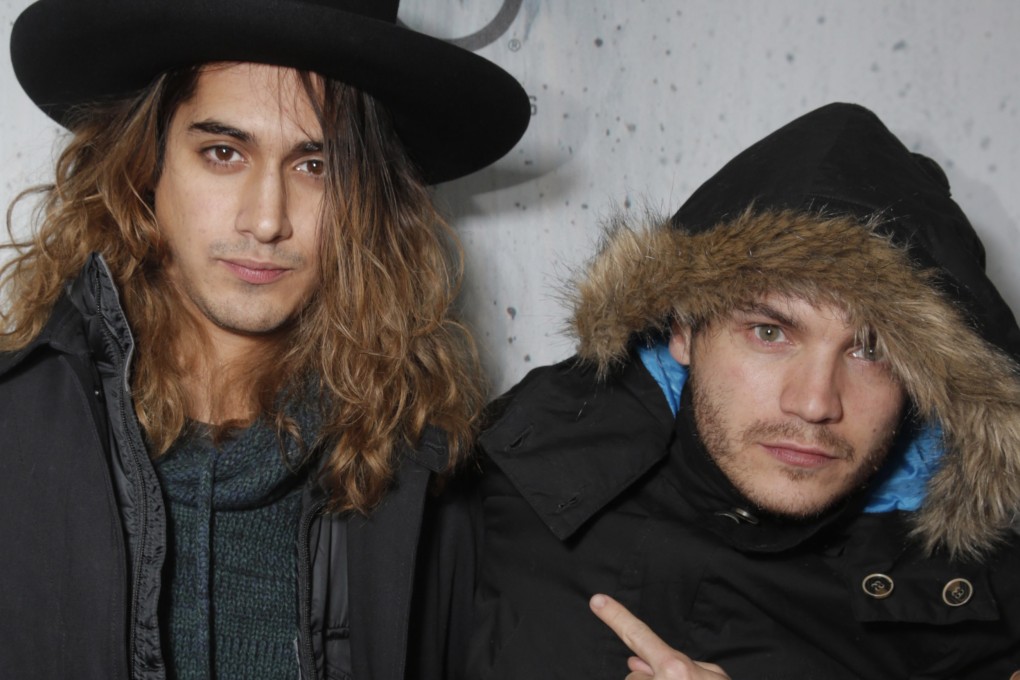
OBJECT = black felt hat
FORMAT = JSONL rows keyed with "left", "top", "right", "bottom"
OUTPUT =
{"left": 9, "top": 0, "right": 530, "bottom": 183}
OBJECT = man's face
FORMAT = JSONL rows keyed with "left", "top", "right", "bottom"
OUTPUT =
{"left": 669, "top": 294, "right": 907, "bottom": 517}
{"left": 154, "top": 62, "right": 325, "bottom": 346}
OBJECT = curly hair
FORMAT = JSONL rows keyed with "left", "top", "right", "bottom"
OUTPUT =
{"left": 1, "top": 64, "right": 484, "bottom": 513}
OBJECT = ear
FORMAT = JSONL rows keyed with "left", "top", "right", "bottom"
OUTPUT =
{"left": 668, "top": 322, "right": 693, "bottom": 366}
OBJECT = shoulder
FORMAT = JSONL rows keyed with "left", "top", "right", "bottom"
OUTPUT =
{"left": 477, "top": 354, "right": 674, "bottom": 541}
{"left": 0, "top": 294, "right": 90, "bottom": 378}
{"left": 480, "top": 353, "right": 669, "bottom": 454}
{"left": 481, "top": 355, "right": 600, "bottom": 426}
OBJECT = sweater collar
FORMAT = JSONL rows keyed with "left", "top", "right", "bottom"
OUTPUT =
{"left": 158, "top": 390, "right": 324, "bottom": 512}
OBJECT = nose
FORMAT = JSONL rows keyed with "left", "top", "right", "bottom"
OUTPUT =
{"left": 780, "top": 351, "right": 843, "bottom": 424}
{"left": 237, "top": 166, "right": 292, "bottom": 243}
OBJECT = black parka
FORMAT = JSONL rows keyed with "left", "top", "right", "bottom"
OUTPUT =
{"left": 469, "top": 355, "right": 1020, "bottom": 679}
{"left": 468, "top": 104, "right": 1020, "bottom": 679}
{"left": 0, "top": 254, "right": 474, "bottom": 680}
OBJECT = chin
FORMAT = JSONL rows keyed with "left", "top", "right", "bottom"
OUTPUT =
{"left": 744, "top": 485, "right": 846, "bottom": 520}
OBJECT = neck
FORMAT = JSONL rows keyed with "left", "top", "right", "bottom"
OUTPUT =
{"left": 177, "top": 324, "right": 283, "bottom": 425}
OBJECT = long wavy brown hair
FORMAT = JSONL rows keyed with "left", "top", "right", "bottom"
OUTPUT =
{"left": 1, "top": 64, "right": 484, "bottom": 513}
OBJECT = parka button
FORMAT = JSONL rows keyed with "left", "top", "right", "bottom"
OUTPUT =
{"left": 715, "top": 507, "right": 760, "bottom": 525}
{"left": 861, "top": 573, "right": 894, "bottom": 599}
{"left": 941, "top": 578, "right": 973, "bottom": 607}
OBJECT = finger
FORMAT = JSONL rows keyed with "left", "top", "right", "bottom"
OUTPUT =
{"left": 695, "top": 661, "right": 728, "bottom": 675}
{"left": 590, "top": 593, "right": 678, "bottom": 668}
{"left": 628, "top": 655, "right": 654, "bottom": 674}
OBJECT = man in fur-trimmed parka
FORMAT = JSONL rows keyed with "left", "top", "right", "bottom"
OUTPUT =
{"left": 467, "top": 103, "right": 1020, "bottom": 679}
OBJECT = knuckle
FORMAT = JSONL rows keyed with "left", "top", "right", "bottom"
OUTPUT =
{"left": 622, "top": 621, "right": 652, "bottom": 649}
{"left": 660, "top": 655, "right": 698, "bottom": 679}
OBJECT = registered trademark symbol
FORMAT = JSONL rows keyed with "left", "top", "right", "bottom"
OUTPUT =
{"left": 508, "top": 38, "right": 522, "bottom": 52}
{"left": 398, "top": 0, "right": 523, "bottom": 52}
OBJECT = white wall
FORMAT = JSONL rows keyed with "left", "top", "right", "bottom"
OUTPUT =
{"left": 4, "top": 0, "right": 1019, "bottom": 394}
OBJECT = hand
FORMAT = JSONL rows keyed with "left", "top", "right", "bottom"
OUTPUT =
{"left": 590, "top": 594, "right": 731, "bottom": 680}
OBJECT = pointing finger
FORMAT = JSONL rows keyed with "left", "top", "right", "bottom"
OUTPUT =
{"left": 590, "top": 593, "right": 679, "bottom": 668}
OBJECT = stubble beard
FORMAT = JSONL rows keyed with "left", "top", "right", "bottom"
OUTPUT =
{"left": 689, "top": 372, "right": 896, "bottom": 519}
{"left": 169, "top": 242, "right": 316, "bottom": 337}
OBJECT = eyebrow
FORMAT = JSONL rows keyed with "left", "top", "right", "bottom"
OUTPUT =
{"left": 737, "top": 301, "right": 801, "bottom": 330}
{"left": 189, "top": 120, "right": 254, "bottom": 144}
{"left": 187, "top": 119, "right": 324, "bottom": 154}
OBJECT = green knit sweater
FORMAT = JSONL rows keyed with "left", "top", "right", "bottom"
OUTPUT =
{"left": 155, "top": 415, "right": 315, "bottom": 680}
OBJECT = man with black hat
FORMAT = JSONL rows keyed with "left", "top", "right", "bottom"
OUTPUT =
{"left": 468, "top": 103, "right": 1020, "bottom": 679}
{"left": 0, "top": 1, "right": 528, "bottom": 679}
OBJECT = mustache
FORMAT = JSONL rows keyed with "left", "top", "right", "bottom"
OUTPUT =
{"left": 741, "top": 420, "right": 855, "bottom": 460}
{"left": 208, "top": 240, "right": 308, "bottom": 266}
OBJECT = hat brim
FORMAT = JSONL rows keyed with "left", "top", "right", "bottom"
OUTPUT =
{"left": 10, "top": 0, "right": 530, "bottom": 183}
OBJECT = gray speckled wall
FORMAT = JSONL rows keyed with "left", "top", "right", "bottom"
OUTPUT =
{"left": 4, "top": 0, "right": 1019, "bottom": 394}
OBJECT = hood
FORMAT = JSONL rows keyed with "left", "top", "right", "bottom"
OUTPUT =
{"left": 569, "top": 103, "right": 1020, "bottom": 559}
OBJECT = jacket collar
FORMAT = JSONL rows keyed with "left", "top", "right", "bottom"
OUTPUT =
{"left": 661, "top": 384, "right": 868, "bottom": 554}
{"left": 403, "top": 424, "right": 450, "bottom": 474}
{"left": 0, "top": 253, "right": 127, "bottom": 377}
{"left": 482, "top": 354, "right": 867, "bottom": 553}
{"left": 480, "top": 356, "right": 674, "bottom": 541}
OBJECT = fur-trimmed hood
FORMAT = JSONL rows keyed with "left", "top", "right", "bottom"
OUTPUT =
{"left": 569, "top": 104, "right": 1020, "bottom": 560}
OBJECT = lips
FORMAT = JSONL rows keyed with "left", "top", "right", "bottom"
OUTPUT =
{"left": 761, "top": 442, "right": 839, "bottom": 468}
{"left": 221, "top": 259, "right": 290, "bottom": 284}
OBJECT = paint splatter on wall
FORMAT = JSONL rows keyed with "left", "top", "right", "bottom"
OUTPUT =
{"left": 3, "top": 0, "right": 1019, "bottom": 394}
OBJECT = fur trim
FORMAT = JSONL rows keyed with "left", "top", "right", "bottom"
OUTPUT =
{"left": 569, "top": 208, "right": 1020, "bottom": 559}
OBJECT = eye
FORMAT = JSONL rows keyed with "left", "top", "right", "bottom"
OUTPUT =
{"left": 296, "top": 158, "right": 325, "bottom": 177}
{"left": 851, "top": 344, "right": 884, "bottom": 362}
{"left": 851, "top": 331, "right": 885, "bottom": 362}
{"left": 753, "top": 325, "right": 785, "bottom": 343}
{"left": 203, "top": 145, "right": 243, "bottom": 165}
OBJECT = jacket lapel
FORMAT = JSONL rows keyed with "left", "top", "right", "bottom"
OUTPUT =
{"left": 347, "top": 427, "right": 446, "bottom": 679}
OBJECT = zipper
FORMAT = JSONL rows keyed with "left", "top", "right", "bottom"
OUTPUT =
{"left": 92, "top": 267, "right": 150, "bottom": 679}
{"left": 297, "top": 495, "right": 328, "bottom": 680}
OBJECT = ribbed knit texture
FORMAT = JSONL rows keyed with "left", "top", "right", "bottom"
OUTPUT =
{"left": 156, "top": 402, "right": 321, "bottom": 680}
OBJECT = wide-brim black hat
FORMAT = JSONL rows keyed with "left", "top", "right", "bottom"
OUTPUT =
{"left": 10, "top": 0, "right": 530, "bottom": 184}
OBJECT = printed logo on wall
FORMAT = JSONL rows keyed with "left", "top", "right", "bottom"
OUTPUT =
{"left": 398, "top": 0, "right": 524, "bottom": 51}
{"left": 400, "top": 0, "right": 567, "bottom": 188}
{"left": 399, "top": 0, "right": 546, "bottom": 178}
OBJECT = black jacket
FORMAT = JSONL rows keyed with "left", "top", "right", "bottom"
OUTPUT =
{"left": 469, "top": 355, "right": 1020, "bottom": 679}
{"left": 0, "top": 254, "right": 473, "bottom": 680}
{"left": 469, "top": 104, "right": 1020, "bottom": 679}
